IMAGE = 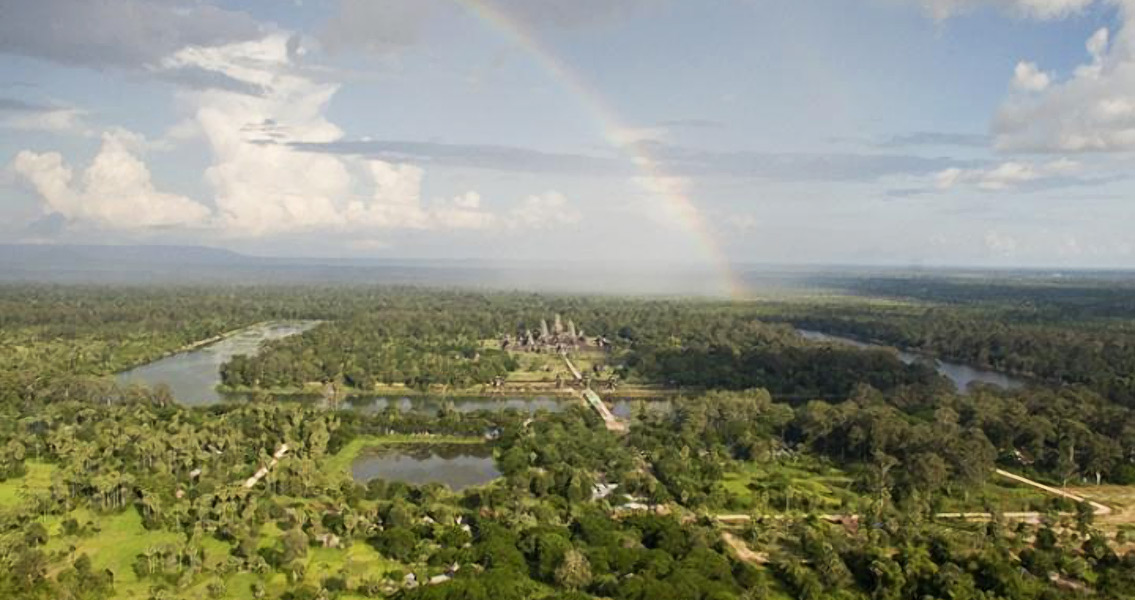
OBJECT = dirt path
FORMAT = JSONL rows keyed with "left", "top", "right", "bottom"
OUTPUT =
{"left": 995, "top": 469, "right": 1112, "bottom": 516}
{"left": 721, "top": 532, "right": 768, "bottom": 565}
{"left": 243, "top": 444, "right": 289, "bottom": 489}
{"left": 712, "top": 469, "right": 1113, "bottom": 525}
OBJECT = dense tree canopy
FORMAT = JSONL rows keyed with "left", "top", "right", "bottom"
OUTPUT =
{"left": 0, "top": 282, "right": 1133, "bottom": 599}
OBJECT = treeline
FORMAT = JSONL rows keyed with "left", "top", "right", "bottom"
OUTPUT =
{"left": 630, "top": 344, "right": 942, "bottom": 398}
{"left": 751, "top": 275, "right": 1135, "bottom": 408}
{"left": 1, "top": 352, "right": 1132, "bottom": 598}
{"left": 214, "top": 290, "right": 939, "bottom": 397}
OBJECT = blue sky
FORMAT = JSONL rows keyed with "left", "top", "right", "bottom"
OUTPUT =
{"left": 1, "top": 0, "right": 1133, "bottom": 267}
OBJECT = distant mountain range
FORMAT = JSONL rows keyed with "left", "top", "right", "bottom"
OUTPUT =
{"left": 0, "top": 243, "right": 742, "bottom": 294}
{"left": 4, "top": 243, "right": 1129, "bottom": 293}
{"left": 0, "top": 244, "right": 254, "bottom": 268}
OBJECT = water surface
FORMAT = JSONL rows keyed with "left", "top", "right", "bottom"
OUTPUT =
{"left": 797, "top": 329, "right": 1024, "bottom": 393}
{"left": 345, "top": 395, "right": 569, "bottom": 415}
{"left": 116, "top": 321, "right": 319, "bottom": 405}
{"left": 351, "top": 444, "right": 500, "bottom": 491}
{"left": 611, "top": 398, "right": 673, "bottom": 419}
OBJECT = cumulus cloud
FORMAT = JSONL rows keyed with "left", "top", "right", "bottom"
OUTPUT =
{"left": 10, "top": 130, "right": 212, "bottom": 229}
{"left": 161, "top": 33, "right": 517, "bottom": 235}
{"left": 934, "top": 158, "right": 1080, "bottom": 190}
{"left": 1012, "top": 61, "right": 1052, "bottom": 91}
{"left": 7, "top": 30, "right": 582, "bottom": 238}
{"left": 994, "top": 3, "right": 1135, "bottom": 152}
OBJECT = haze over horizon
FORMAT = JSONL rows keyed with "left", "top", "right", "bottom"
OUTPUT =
{"left": 3, "top": 0, "right": 1135, "bottom": 271}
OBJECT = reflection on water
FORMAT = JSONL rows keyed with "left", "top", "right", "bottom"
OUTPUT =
{"left": 611, "top": 398, "right": 673, "bottom": 419}
{"left": 351, "top": 444, "right": 500, "bottom": 491}
{"left": 797, "top": 329, "right": 1024, "bottom": 393}
{"left": 345, "top": 395, "right": 568, "bottom": 415}
{"left": 116, "top": 321, "right": 320, "bottom": 406}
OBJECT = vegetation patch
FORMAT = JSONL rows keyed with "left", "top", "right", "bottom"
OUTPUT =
{"left": 326, "top": 435, "right": 486, "bottom": 475}
{"left": 720, "top": 459, "right": 859, "bottom": 513}
{"left": 0, "top": 461, "right": 55, "bottom": 508}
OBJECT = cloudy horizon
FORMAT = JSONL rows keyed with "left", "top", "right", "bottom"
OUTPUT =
{"left": 2, "top": 0, "right": 1134, "bottom": 269}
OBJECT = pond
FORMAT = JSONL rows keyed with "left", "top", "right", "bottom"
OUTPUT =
{"left": 116, "top": 321, "right": 320, "bottom": 406}
{"left": 797, "top": 329, "right": 1025, "bottom": 393}
{"left": 351, "top": 444, "right": 500, "bottom": 491}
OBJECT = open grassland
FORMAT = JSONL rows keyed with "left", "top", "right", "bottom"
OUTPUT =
{"left": 936, "top": 479, "right": 1051, "bottom": 513}
{"left": 42, "top": 509, "right": 182, "bottom": 599}
{"left": 1068, "top": 484, "right": 1135, "bottom": 526}
{"left": 0, "top": 461, "right": 55, "bottom": 508}
{"left": 36, "top": 510, "right": 402, "bottom": 600}
{"left": 719, "top": 459, "right": 860, "bottom": 513}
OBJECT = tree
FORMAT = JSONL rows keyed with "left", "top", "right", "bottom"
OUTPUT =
{"left": 554, "top": 549, "right": 592, "bottom": 590}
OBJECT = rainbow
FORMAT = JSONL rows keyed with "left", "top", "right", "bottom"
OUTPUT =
{"left": 453, "top": 0, "right": 746, "bottom": 299}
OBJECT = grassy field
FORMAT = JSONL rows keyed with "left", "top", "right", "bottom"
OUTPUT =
{"left": 936, "top": 479, "right": 1050, "bottom": 513}
{"left": 720, "top": 459, "right": 860, "bottom": 513}
{"left": 0, "top": 461, "right": 56, "bottom": 508}
{"left": 1067, "top": 484, "right": 1135, "bottom": 526}
{"left": 327, "top": 434, "right": 486, "bottom": 474}
{"left": 42, "top": 508, "right": 184, "bottom": 599}
{"left": 34, "top": 501, "right": 403, "bottom": 599}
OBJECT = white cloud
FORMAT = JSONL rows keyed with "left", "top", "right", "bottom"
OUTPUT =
{"left": 0, "top": 106, "right": 91, "bottom": 136}
{"left": 609, "top": 126, "right": 669, "bottom": 145}
{"left": 1012, "top": 61, "right": 1052, "bottom": 91}
{"left": 11, "top": 130, "right": 212, "bottom": 229}
{"left": 994, "top": 3, "right": 1135, "bottom": 152}
{"left": 934, "top": 158, "right": 1080, "bottom": 190}
{"left": 7, "top": 30, "right": 583, "bottom": 240}
{"left": 913, "top": 0, "right": 1095, "bottom": 20}
{"left": 507, "top": 191, "right": 581, "bottom": 229}
{"left": 984, "top": 229, "right": 1019, "bottom": 256}
{"left": 165, "top": 33, "right": 510, "bottom": 236}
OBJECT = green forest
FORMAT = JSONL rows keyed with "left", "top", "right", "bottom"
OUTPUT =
{"left": 1, "top": 281, "right": 1134, "bottom": 599}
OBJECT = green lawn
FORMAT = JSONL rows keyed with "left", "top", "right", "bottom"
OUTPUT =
{"left": 0, "top": 461, "right": 56, "bottom": 508}
{"left": 936, "top": 479, "right": 1050, "bottom": 513}
{"left": 34, "top": 503, "right": 402, "bottom": 599}
{"left": 720, "top": 459, "right": 860, "bottom": 513}
{"left": 209, "top": 521, "right": 400, "bottom": 599}
{"left": 44, "top": 508, "right": 184, "bottom": 599}
{"left": 327, "top": 434, "right": 486, "bottom": 474}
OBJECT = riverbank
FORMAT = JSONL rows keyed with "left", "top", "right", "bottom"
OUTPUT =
{"left": 796, "top": 328, "right": 1027, "bottom": 392}
{"left": 117, "top": 320, "right": 323, "bottom": 374}
{"left": 218, "top": 381, "right": 679, "bottom": 400}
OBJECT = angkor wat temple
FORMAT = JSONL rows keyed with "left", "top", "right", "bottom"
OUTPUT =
{"left": 500, "top": 314, "right": 609, "bottom": 354}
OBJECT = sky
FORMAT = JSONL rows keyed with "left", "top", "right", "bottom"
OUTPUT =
{"left": 1, "top": 0, "right": 1134, "bottom": 270}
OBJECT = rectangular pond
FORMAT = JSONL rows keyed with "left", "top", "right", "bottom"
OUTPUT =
{"left": 351, "top": 444, "right": 501, "bottom": 491}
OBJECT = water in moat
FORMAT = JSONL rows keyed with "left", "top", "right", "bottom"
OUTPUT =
{"left": 115, "top": 322, "right": 573, "bottom": 412}
{"left": 351, "top": 444, "right": 500, "bottom": 491}
{"left": 116, "top": 321, "right": 320, "bottom": 406}
{"left": 343, "top": 395, "right": 569, "bottom": 415}
{"left": 797, "top": 329, "right": 1025, "bottom": 393}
